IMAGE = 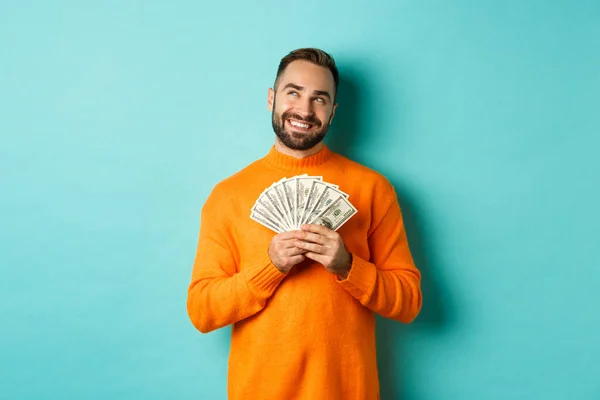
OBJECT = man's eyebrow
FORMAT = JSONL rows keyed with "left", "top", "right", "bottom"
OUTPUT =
{"left": 282, "top": 83, "right": 332, "bottom": 100}
{"left": 313, "top": 90, "right": 332, "bottom": 100}
{"left": 283, "top": 83, "right": 304, "bottom": 91}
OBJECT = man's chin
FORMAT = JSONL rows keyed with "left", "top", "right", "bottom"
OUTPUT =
{"left": 286, "top": 136, "right": 322, "bottom": 151}
{"left": 284, "top": 141, "right": 314, "bottom": 151}
{"left": 274, "top": 126, "right": 328, "bottom": 151}
{"left": 289, "top": 131, "right": 312, "bottom": 140}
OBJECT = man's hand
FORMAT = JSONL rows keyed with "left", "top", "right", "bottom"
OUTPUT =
{"left": 268, "top": 231, "right": 307, "bottom": 274}
{"left": 294, "top": 224, "right": 352, "bottom": 279}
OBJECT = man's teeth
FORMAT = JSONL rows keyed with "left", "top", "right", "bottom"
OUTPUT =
{"left": 290, "top": 120, "right": 310, "bottom": 129}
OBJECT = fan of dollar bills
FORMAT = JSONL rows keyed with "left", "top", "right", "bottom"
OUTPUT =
{"left": 250, "top": 174, "right": 357, "bottom": 233}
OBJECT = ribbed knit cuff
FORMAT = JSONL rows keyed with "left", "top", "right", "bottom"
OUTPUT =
{"left": 243, "top": 253, "right": 287, "bottom": 299}
{"left": 337, "top": 254, "right": 378, "bottom": 302}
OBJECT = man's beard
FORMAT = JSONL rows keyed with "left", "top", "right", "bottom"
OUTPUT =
{"left": 272, "top": 105, "right": 332, "bottom": 151}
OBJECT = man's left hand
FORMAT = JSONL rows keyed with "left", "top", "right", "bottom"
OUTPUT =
{"left": 294, "top": 224, "right": 352, "bottom": 279}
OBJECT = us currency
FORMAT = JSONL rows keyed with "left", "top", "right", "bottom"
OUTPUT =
{"left": 250, "top": 174, "right": 357, "bottom": 233}
{"left": 256, "top": 191, "right": 285, "bottom": 222}
{"left": 262, "top": 184, "right": 291, "bottom": 230}
{"left": 304, "top": 186, "right": 349, "bottom": 225}
{"left": 250, "top": 202, "right": 287, "bottom": 233}
{"left": 313, "top": 195, "right": 357, "bottom": 231}
{"left": 271, "top": 181, "right": 294, "bottom": 229}
{"left": 281, "top": 177, "right": 297, "bottom": 230}
{"left": 300, "top": 181, "right": 330, "bottom": 226}
{"left": 294, "top": 175, "right": 322, "bottom": 228}
{"left": 250, "top": 209, "right": 284, "bottom": 233}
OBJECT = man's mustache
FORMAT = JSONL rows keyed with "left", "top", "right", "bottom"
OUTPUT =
{"left": 282, "top": 112, "right": 321, "bottom": 126}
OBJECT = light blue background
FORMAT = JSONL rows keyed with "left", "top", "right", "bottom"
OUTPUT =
{"left": 1, "top": 1, "right": 599, "bottom": 399}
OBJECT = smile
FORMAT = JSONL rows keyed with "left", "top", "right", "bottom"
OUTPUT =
{"left": 287, "top": 119, "right": 315, "bottom": 131}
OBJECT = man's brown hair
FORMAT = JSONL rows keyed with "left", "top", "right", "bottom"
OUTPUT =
{"left": 274, "top": 48, "right": 339, "bottom": 102}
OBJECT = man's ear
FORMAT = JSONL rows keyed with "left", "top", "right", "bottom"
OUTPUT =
{"left": 267, "top": 88, "right": 275, "bottom": 112}
{"left": 329, "top": 102, "right": 338, "bottom": 124}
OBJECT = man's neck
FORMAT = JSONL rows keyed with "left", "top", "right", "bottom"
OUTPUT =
{"left": 274, "top": 139, "right": 323, "bottom": 159}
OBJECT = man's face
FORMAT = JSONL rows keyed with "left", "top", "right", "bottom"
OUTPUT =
{"left": 268, "top": 60, "right": 337, "bottom": 151}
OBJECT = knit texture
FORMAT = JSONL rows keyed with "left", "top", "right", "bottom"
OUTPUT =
{"left": 187, "top": 145, "right": 422, "bottom": 400}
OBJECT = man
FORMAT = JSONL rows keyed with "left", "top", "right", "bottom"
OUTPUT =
{"left": 187, "top": 48, "right": 422, "bottom": 400}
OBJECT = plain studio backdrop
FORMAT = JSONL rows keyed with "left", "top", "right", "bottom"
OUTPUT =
{"left": 1, "top": 1, "right": 598, "bottom": 399}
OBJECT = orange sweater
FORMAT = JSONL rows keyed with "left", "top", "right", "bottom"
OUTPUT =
{"left": 187, "top": 145, "right": 422, "bottom": 400}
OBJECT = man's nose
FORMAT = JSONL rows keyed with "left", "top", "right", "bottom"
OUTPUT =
{"left": 296, "top": 98, "right": 314, "bottom": 118}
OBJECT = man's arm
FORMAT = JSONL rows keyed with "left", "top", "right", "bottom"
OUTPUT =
{"left": 187, "top": 188, "right": 307, "bottom": 333}
{"left": 186, "top": 181, "right": 293, "bottom": 334}
{"left": 336, "top": 195, "right": 422, "bottom": 323}
{"left": 297, "top": 188, "right": 422, "bottom": 323}
{"left": 186, "top": 208, "right": 287, "bottom": 333}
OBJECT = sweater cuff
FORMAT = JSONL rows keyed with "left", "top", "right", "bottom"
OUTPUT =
{"left": 243, "top": 253, "right": 287, "bottom": 299}
{"left": 337, "top": 254, "right": 377, "bottom": 301}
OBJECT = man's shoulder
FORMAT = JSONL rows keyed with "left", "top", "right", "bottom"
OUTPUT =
{"left": 207, "top": 157, "right": 264, "bottom": 196}
{"left": 201, "top": 158, "right": 264, "bottom": 217}
{"left": 332, "top": 152, "right": 394, "bottom": 192}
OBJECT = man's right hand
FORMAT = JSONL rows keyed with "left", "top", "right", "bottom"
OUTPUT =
{"left": 268, "top": 231, "right": 306, "bottom": 274}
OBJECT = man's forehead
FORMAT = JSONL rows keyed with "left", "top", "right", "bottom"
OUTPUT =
{"left": 278, "top": 60, "right": 335, "bottom": 92}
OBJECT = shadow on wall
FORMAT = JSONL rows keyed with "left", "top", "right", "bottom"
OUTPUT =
{"left": 324, "top": 66, "right": 363, "bottom": 156}
{"left": 325, "top": 66, "right": 455, "bottom": 399}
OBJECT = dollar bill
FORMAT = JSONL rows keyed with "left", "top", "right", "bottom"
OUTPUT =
{"left": 312, "top": 195, "right": 357, "bottom": 231}
{"left": 254, "top": 195, "right": 283, "bottom": 224}
{"left": 299, "top": 181, "right": 327, "bottom": 225}
{"left": 304, "top": 186, "right": 349, "bottom": 225}
{"left": 250, "top": 174, "right": 356, "bottom": 233}
{"left": 271, "top": 180, "right": 294, "bottom": 229}
{"left": 261, "top": 182, "right": 291, "bottom": 231}
{"left": 250, "top": 210, "right": 284, "bottom": 233}
{"left": 251, "top": 202, "right": 287, "bottom": 233}
{"left": 294, "top": 175, "right": 322, "bottom": 228}
{"left": 281, "top": 177, "right": 297, "bottom": 230}
{"left": 300, "top": 181, "right": 334, "bottom": 226}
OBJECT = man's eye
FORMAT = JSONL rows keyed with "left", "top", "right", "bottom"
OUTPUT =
{"left": 314, "top": 98, "right": 325, "bottom": 103}
{"left": 288, "top": 91, "right": 298, "bottom": 96}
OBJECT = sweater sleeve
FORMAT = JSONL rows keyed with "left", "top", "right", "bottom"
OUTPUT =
{"left": 187, "top": 189, "right": 287, "bottom": 334}
{"left": 337, "top": 188, "right": 422, "bottom": 323}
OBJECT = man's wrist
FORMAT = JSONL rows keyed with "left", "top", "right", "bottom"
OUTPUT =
{"left": 337, "top": 253, "right": 353, "bottom": 280}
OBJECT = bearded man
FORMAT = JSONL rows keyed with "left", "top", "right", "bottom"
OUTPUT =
{"left": 187, "top": 48, "right": 422, "bottom": 400}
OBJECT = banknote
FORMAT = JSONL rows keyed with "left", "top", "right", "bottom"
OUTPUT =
{"left": 312, "top": 195, "right": 357, "bottom": 231}
{"left": 280, "top": 177, "right": 297, "bottom": 229}
{"left": 251, "top": 201, "right": 287, "bottom": 233}
{"left": 250, "top": 211, "right": 284, "bottom": 233}
{"left": 251, "top": 174, "right": 356, "bottom": 233}
{"left": 303, "top": 185, "right": 349, "bottom": 226}
{"left": 294, "top": 175, "right": 322, "bottom": 228}
{"left": 300, "top": 181, "right": 330, "bottom": 226}
{"left": 261, "top": 182, "right": 292, "bottom": 231}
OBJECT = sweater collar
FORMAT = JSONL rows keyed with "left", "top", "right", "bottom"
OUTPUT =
{"left": 262, "top": 144, "right": 334, "bottom": 173}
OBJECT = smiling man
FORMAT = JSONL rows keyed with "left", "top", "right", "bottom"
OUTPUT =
{"left": 270, "top": 59, "right": 336, "bottom": 153}
{"left": 187, "top": 48, "right": 422, "bottom": 400}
